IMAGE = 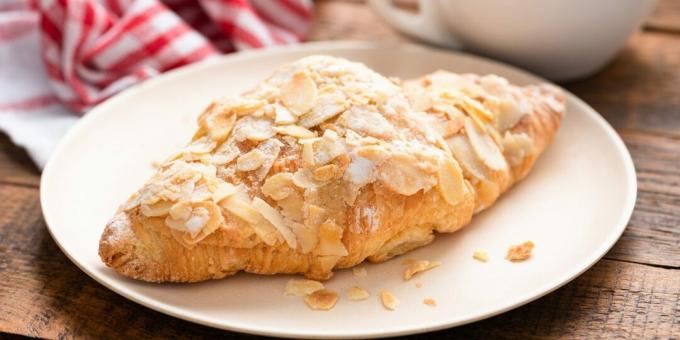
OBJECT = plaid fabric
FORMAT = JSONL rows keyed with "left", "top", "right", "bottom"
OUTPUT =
{"left": 0, "top": 0, "right": 312, "bottom": 167}
{"left": 38, "top": 0, "right": 312, "bottom": 111}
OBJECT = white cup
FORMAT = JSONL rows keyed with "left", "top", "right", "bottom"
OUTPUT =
{"left": 368, "top": 0, "right": 657, "bottom": 81}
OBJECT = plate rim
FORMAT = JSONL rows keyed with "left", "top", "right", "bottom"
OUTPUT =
{"left": 40, "top": 41, "right": 637, "bottom": 339}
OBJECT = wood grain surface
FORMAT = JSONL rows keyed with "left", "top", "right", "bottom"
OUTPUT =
{"left": 1, "top": 0, "right": 679, "bottom": 338}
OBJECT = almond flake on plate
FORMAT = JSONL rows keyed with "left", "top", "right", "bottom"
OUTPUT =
{"left": 403, "top": 260, "right": 441, "bottom": 280}
{"left": 284, "top": 279, "right": 324, "bottom": 297}
{"left": 506, "top": 241, "right": 535, "bottom": 261}
{"left": 423, "top": 298, "right": 436, "bottom": 307}
{"left": 305, "top": 289, "right": 338, "bottom": 311}
{"left": 473, "top": 250, "right": 489, "bottom": 262}
{"left": 347, "top": 286, "right": 370, "bottom": 301}
{"left": 415, "top": 282, "right": 423, "bottom": 288}
{"left": 380, "top": 291, "right": 399, "bottom": 311}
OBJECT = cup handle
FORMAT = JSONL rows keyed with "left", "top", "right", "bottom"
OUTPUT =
{"left": 368, "top": 0, "right": 461, "bottom": 48}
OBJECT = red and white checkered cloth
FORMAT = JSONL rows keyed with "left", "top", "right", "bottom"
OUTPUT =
{"left": 0, "top": 0, "right": 312, "bottom": 167}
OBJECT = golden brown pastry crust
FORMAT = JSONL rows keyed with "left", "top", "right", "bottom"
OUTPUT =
{"left": 99, "top": 57, "right": 565, "bottom": 282}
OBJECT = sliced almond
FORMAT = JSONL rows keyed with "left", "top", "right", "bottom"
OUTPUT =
{"left": 292, "top": 168, "right": 320, "bottom": 189}
{"left": 169, "top": 202, "right": 192, "bottom": 221}
{"left": 356, "top": 145, "right": 390, "bottom": 164}
{"left": 214, "top": 97, "right": 267, "bottom": 116}
{"left": 298, "top": 92, "right": 347, "bottom": 128}
{"left": 255, "top": 139, "right": 283, "bottom": 180}
{"left": 437, "top": 156, "right": 465, "bottom": 206}
{"left": 305, "top": 289, "right": 338, "bottom": 311}
{"left": 233, "top": 117, "right": 275, "bottom": 142}
{"left": 473, "top": 250, "right": 489, "bottom": 262}
{"left": 304, "top": 203, "right": 327, "bottom": 229}
{"left": 289, "top": 220, "right": 318, "bottom": 253}
{"left": 494, "top": 97, "right": 529, "bottom": 132}
{"left": 236, "top": 148, "right": 266, "bottom": 172}
{"left": 277, "top": 190, "right": 305, "bottom": 222}
{"left": 376, "top": 154, "right": 435, "bottom": 196}
{"left": 403, "top": 260, "right": 441, "bottom": 280}
{"left": 274, "top": 104, "right": 297, "bottom": 125}
{"left": 273, "top": 125, "right": 316, "bottom": 139}
{"left": 184, "top": 136, "right": 216, "bottom": 155}
{"left": 212, "top": 182, "right": 237, "bottom": 203}
{"left": 314, "top": 130, "right": 346, "bottom": 166}
{"left": 423, "top": 298, "right": 437, "bottom": 307}
{"left": 164, "top": 201, "right": 222, "bottom": 242}
{"left": 199, "top": 109, "right": 236, "bottom": 143}
{"left": 337, "top": 106, "right": 395, "bottom": 139}
{"left": 140, "top": 200, "right": 173, "bottom": 217}
{"left": 315, "top": 219, "right": 348, "bottom": 257}
{"left": 506, "top": 241, "right": 534, "bottom": 261}
{"left": 380, "top": 291, "right": 399, "bottom": 311}
{"left": 447, "top": 134, "right": 486, "bottom": 180}
{"left": 462, "top": 96, "right": 494, "bottom": 122}
{"left": 465, "top": 119, "right": 508, "bottom": 171}
{"left": 184, "top": 206, "right": 210, "bottom": 235}
{"left": 347, "top": 286, "right": 370, "bottom": 301}
{"left": 212, "top": 139, "right": 240, "bottom": 166}
{"left": 284, "top": 279, "right": 324, "bottom": 297}
{"left": 281, "top": 71, "right": 317, "bottom": 116}
{"left": 302, "top": 140, "right": 315, "bottom": 167}
{"left": 252, "top": 197, "right": 297, "bottom": 249}
{"left": 313, "top": 164, "right": 338, "bottom": 181}
{"left": 219, "top": 196, "right": 259, "bottom": 225}
{"left": 262, "top": 172, "right": 295, "bottom": 200}
{"left": 221, "top": 195, "right": 280, "bottom": 245}
{"left": 343, "top": 154, "right": 375, "bottom": 187}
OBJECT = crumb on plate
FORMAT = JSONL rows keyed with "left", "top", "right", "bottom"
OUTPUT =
{"left": 305, "top": 289, "right": 338, "bottom": 311}
{"left": 506, "top": 241, "right": 535, "bottom": 262}
{"left": 403, "top": 260, "right": 440, "bottom": 280}
{"left": 380, "top": 291, "right": 399, "bottom": 310}
{"left": 347, "top": 286, "right": 370, "bottom": 301}
{"left": 423, "top": 298, "right": 436, "bottom": 307}
{"left": 473, "top": 250, "right": 488, "bottom": 262}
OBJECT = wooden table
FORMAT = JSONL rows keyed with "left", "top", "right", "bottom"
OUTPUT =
{"left": 1, "top": 1, "right": 679, "bottom": 338}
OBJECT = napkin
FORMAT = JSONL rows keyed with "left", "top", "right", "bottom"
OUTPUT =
{"left": 0, "top": 0, "right": 312, "bottom": 168}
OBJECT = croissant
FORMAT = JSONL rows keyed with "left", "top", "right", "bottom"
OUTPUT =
{"left": 99, "top": 56, "right": 565, "bottom": 282}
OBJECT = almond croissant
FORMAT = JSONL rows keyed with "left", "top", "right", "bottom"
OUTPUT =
{"left": 99, "top": 56, "right": 565, "bottom": 282}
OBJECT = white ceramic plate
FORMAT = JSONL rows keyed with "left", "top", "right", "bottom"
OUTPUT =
{"left": 41, "top": 42, "right": 636, "bottom": 338}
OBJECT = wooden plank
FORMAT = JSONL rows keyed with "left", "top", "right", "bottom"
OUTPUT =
{"left": 605, "top": 131, "right": 680, "bottom": 267}
{"left": 447, "top": 260, "right": 680, "bottom": 339}
{"left": 0, "top": 133, "right": 39, "bottom": 187}
{"left": 646, "top": 0, "right": 680, "bottom": 33}
{"left": 565, "top": 31, "right": 680, "bottom": 137}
